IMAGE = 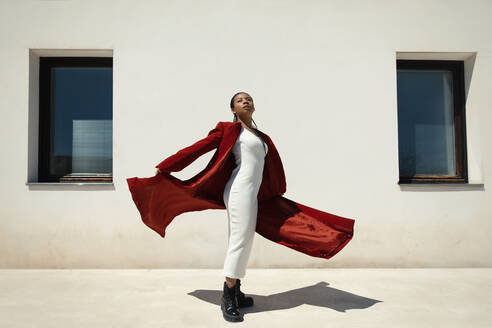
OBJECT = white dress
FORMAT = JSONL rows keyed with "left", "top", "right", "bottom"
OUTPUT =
{"left": 223, "top": 125, "right": 268, "bottom": 279}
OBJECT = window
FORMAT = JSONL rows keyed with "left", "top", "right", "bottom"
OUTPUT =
{"left": 396, "top": 60, "right": 467, "bottom": 184}
{"left": 38, "top": 57, "right": 113, "bottom": 183}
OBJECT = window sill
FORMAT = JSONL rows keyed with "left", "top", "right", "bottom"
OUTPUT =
{"left": 26, "top": 182, "right": 115, "bottom": 188}
{"left": 398, "top": 183, "right": 484, "bottom": 191}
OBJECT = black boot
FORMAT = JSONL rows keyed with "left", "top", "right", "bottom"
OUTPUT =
{"left": 221, "top": 281, "right": 242, "bottom": 322}
{"left": 235, "top": 279, "right": 254, "bottom": 308}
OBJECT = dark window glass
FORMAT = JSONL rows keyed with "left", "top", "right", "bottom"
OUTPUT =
{"left": 39, "top": 57, "right": 113, "bottom": 183}
{"left": 396, "top": 60, "right": 467, "bottom": 184}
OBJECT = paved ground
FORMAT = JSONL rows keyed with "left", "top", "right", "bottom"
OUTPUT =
{"left": 0, "top": 268, "right": 491, "bottom": 327}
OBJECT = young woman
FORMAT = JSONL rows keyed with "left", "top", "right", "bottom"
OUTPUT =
{"left": 127, "top": 92, "right": 355, "bottom": 323}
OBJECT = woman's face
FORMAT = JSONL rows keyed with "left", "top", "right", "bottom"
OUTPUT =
{"left": 232, "top": 93, "right": 255, "bottom": 118}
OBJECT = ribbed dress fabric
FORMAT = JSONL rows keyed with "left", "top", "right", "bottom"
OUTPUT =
{"left": 222, "top": 125, "right": 268, "bottom": 278}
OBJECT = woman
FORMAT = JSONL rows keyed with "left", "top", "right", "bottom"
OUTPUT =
{"left": 155, "top": 92, "right": 267, "bottom": 322}
{"left": 127, "top": 92, "right": 355, "bottom": 323}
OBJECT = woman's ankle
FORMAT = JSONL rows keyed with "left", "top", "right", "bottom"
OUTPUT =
{"left": 225, "top": 277, "right": 237, "bottom": 288}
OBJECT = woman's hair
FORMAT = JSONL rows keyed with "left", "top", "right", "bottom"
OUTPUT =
{"left": 230, "top": 91, "right": 258, "bottom": 129}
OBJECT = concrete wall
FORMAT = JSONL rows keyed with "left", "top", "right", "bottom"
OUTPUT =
{"left": 1, "top": 0, "right": 490, "bottom": 268}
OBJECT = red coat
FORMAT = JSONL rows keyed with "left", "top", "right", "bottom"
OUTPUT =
{"left": 126, "top": 120, "right": 355, "bottom": 259}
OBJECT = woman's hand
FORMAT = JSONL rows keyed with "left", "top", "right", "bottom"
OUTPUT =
{"left": 155, "top": 168, "right": 162, "bottom": 175}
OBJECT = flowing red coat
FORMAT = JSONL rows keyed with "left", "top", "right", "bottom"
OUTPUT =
{"left": 126, "top": 120, "right": 355, "bottom": 259}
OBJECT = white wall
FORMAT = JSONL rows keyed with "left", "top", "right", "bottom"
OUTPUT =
{"left": 0, "top": 0, "right": 491, "bottom": 268}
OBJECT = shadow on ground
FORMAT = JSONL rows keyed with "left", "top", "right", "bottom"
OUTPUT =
{"left": 188, "top": 281, "right": 382, "bottom": 313}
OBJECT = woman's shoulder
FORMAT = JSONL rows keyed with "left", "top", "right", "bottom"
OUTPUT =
{"left": 217, "top": 121, "right": 236, "bottom": 126}
{"left": 216, "top": 121, "right": 241, "bottom": 129}
{"left": 215, "top": 121, "right": 272, "bottom": 140}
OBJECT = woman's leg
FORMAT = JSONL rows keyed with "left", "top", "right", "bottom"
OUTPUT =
{"left": 223, "top": 182, "right": 258, "bottom": 280}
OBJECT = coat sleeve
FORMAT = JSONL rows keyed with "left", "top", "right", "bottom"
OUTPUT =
{"left": 155, "top": 121, "right": 223, "bottom": 173}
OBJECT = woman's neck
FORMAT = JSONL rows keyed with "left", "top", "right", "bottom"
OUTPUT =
{"left": 236, "top": 116, "right": 253, "bottom": 129}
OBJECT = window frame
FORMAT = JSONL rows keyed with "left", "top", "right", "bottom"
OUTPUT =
{"left": 396, "top": 59, "right": 468, "bottom": 184}
{"left": 38, "top": 56, "right": 113, "bottom": 183}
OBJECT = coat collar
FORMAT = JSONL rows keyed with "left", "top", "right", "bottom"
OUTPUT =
{"left": 230, "top": 120, "right": 267, "bottom": 141}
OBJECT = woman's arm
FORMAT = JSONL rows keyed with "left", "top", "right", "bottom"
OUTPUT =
{"left": 155, "top": 121, "right": 223, "bottom": 174}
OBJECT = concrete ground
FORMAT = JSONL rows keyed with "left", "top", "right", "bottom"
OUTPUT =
{"left": 0, "top": 268, "right": 491, "bottom": 327}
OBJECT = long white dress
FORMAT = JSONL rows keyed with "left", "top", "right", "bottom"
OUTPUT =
{"left": 223, "top": 125, "right": 268, "bottom": 279}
